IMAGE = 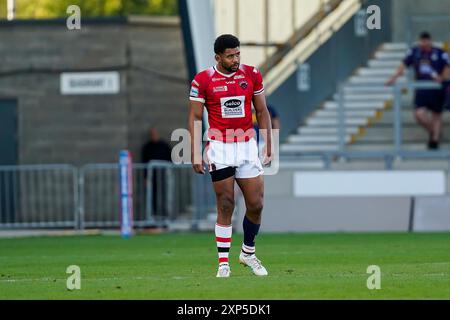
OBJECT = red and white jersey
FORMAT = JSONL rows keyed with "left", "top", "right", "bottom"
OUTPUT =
{"left": 189, "top": 64, "right": 265, "bottom": 143}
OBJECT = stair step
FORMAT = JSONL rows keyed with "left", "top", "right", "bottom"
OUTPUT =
{"left": 348, "top": 76, "right": 406, "bottom": 85}
{"left": 382, "top": 43, "right": 408, "bottom": 51}
{"left": 355, "top": 136, "right": 450, "bottom": 144}
{"left": 375, "top": 51, "right": 405, "bottom": 60}
{"left": 332, "top": 92, "right": 393, "bottom": 101}
{"left": 358, "top": 68, "right": 397, "bottom": 76}
{"left": 380, "top": 110, "right": 450, "bottom": 120}
{"left": 343, "top": 85, "right": 394, "bottom": 94}
{"left": 349, "top": 143, "right": 450, "bottom": 152}
{"left": 280, "top": 144, "right": 339, "bottom": 152}
{"left": 368, "top": 60, "right": 402, "bottom": 68}
{"left": 297, "top": 126, "right": 360, "bottom": 135}
{"left": 324, "top": 101, "right": 385, "bottom": 110}
{"left": 360, "top": 127, "right": 450, "bottom": 138}
{"left": 314, "top": 109, "right": 377, "bottom": 118}
{"left": 306, "top": 117, "right": 368, "bottom": 126}
{"left": 373, "top": 110, "right": 450, "bottom": 126}
{"left": 287, "top": 135, "right": 352, "bottom": 144}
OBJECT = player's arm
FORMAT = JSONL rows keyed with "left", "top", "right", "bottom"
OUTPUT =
{"left": 438, "top": 52, "right": 450, "bottom": 82}
{"left": 435, "top": 66, "right": 450, "bottom": 83}
{"left": 253, "top": 94, "right": 272, "bottom": 164}
{"left": 386, "top": 48, "right": 414, "bottom": 86}
{"left": 432, "top": 51, "right": 450, "bottom": 83}
{"left": 386, "top": 63, "right": 407, "bottom": 86}
{"left": 443, "top": 65, "right": 450, "bottom": 80}
{"left": 189, "top": 100, "right": 205, "bottom": 174}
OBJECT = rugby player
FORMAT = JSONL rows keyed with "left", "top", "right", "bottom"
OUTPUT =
{"left": 188, "top": 34, "right": 273, "bottom": 277}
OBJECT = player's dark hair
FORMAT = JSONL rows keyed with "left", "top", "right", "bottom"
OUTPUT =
{"left": 214, "top": 34, "right": 240, "bottom": 54}
{"left": 419, "top": 31, "right": 431, "bottom": 40}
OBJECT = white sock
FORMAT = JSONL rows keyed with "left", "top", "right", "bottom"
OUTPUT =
{"left": 215, "top": 224, "right": 232, "bottom": 266}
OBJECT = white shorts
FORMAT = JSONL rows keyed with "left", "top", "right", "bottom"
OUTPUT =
{"left": 206, "top": 138, "right": 264, "bottom": 179}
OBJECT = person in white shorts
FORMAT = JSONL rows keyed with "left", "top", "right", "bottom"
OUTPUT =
{"left": 188, "top": 34, "right": 273, "bottom": 278}
{"left": 205, "top": 137, "right": 264, "bottom": 179}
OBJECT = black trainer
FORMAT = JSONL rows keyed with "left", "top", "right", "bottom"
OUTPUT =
{"left": 428, "top": 140, "right": 440, "bottom": 150}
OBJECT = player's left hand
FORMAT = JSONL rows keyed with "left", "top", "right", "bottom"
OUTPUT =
{"left": 433, "top": 75, "right": 444, "bottom": 83}
{"left": 261, "top": 145, "right": 273, "bottom": 166}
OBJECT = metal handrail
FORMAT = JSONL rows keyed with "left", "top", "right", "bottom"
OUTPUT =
{"left": 331, "top": 80, "right": 449, "bottom": 163}
{"left": 283, "top": 79, "right": 450, "bottom": 169}
{"left": 259, "top": 0, "right": 343, "bottom": 76}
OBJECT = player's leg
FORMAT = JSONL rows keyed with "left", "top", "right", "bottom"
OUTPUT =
{"left": 235, "top": 174, "right": 268, "bottom": 276}
{"left": 414, "top": 90, "right": 434, "bottom": 135}
{"left": 414, "top": 107, "right": 433, "bottom": 134}
{"left": 213, "top": 171, "right": 236, "bottom": 225}
{"left": 430, "top": 112, "right": 442, "bottom": 148}
{"left": 428, "top": 89, "right": 445, "bottom": 149}
{"left": 211, "top": 166, "right": 236, "bottom": 277}
{"left": 236, "top": 175, "right": 263, "bottom": 250}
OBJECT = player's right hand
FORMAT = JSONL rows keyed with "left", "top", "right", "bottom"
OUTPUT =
{"left": 385, "top": 77, "right": 395, "bottom": 86}
{"left": 192, "top": 163, "right": 205, "bottom": 174}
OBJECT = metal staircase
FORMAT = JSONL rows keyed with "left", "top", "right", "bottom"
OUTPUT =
{"left": 281, "top": 42, "right": 409, "bottom": 155}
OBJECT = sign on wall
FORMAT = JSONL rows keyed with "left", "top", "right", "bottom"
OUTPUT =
{"left": 354, "top": 9, "right": 368, "bottom": 37}
{"left": 60, "top": 71, "right": 120, "bottom": 95}
{"left": 293, "top": 171, "right": 446, "bottom": 197}
{"left": 296, "top": 63, "right": 311, "bottom": 92}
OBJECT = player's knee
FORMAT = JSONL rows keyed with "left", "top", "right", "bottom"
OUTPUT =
{"left": 247, "top": 199, "right": 263, "bottom": 214}
{"left": 414, "top": 109, "right": 426, "bottom": 120}
{"left": 218, "top": 195, "right": 235, "bottom": 215}
{"left": 432, "top": 112, "right": 442, "bottom": 120}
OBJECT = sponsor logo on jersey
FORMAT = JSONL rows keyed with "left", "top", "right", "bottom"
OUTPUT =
{"left": 234, "top": 75, "right": 245, "bottom": 79}
{"left": 225, "top": 81, "right": 235, "bottom": 84}
{"left": 239, "top": 80, "right": 248, "bottom": 90}
{"left": 224, "top": 99, "right": 242, "bottom": 108}
{"left": 190, "top": 86, "right": 199, "bottom": 97}
{"left": 213, "top": 86, "right": 228, "bottom": 93}
{"left": 220, "top": 96, "right": 246, "bottom": 118}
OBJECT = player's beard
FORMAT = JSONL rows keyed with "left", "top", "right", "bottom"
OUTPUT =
{"left": 223, "top": 62, "right": 239, "bottom": 73}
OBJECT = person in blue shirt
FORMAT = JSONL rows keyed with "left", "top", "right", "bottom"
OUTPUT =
{"left": 386, "top": 32, "right": 450, "bottom": 150}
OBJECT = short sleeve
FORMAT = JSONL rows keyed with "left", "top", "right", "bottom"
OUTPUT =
{"left": 403, "top": 48, "right": 414, "bottom": 67}
{"left": 189, "top": 73, "right": 206, "bottom": 103}
{"left": 442, "top": 51, "right": 450, "bottom": 66}
{"left": 252, "top": 67, "right": 265, "bottom": 96}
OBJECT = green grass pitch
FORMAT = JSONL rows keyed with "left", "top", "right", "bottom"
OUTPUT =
{"left": 0, "top": 232, "right": 449, "bottom": 299}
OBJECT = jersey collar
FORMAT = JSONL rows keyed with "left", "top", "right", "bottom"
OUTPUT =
{"left": 213, "top": 65, "right": 236, "bottom": 78}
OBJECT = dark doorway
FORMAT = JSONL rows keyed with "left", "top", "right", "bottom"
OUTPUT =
{"left": 0, "top": 99, "right": 18, "bottom": 223}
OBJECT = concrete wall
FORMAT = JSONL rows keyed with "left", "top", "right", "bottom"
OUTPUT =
{"left": 414, "top": 196, "right": 450, "bottom": 232}
{"left": 391, "top": 0, "right": 450, "bottom": 43}
{"left": 233, "top": 168, "right": 450, "bottom": 233}
{"left": 0, "top": 17, "right": 189, "bottom": 165}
